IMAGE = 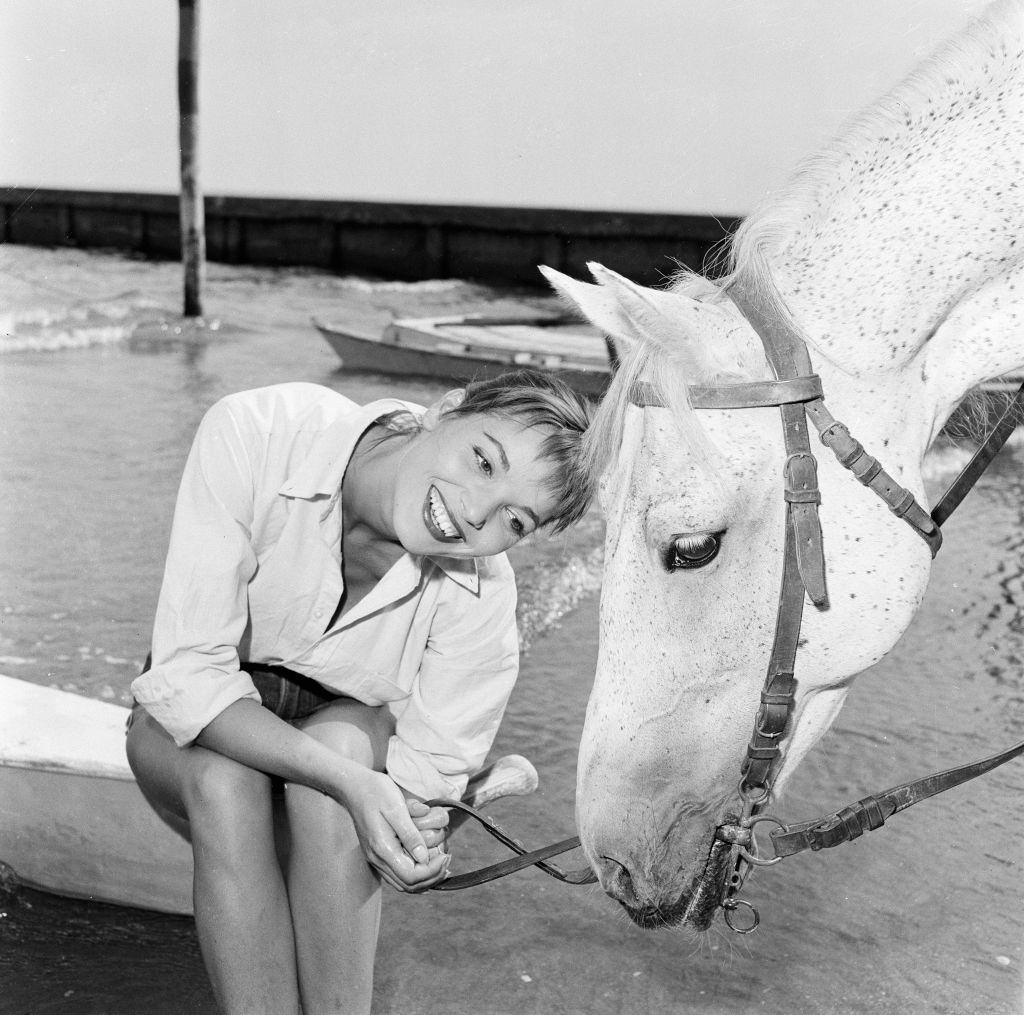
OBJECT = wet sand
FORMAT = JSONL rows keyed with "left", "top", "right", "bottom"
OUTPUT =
{"left": 1, "top": 247, "right": 1022, "bottom": 1013}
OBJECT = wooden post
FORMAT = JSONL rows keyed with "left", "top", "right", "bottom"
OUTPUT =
{"left": 178, "top": 0, "right": 205, "bottom": 317}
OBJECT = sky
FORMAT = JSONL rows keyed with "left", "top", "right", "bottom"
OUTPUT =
{"left": 1, "top": 0, "right": 994, "bottom": 215}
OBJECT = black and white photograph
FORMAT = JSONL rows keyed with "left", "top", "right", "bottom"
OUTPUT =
{"left": 1, "top": 2, "right": 1022, "bottom": 1012}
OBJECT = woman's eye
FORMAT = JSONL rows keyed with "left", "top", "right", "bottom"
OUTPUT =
{"left": 475, "top": 448, "right": 492, "bottom": 476}
{"left": 665, "top": 532, "right": 721, "bottom": 571}
{"left": 506, "top": 510, "right": 525, "bottom": 536}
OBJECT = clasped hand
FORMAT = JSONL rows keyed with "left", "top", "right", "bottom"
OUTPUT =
{"left": 342, "top": 768, "right": 451, "bottom": 892}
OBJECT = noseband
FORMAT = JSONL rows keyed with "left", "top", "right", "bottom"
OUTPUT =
{"left": 633, "top": 286, "right": 1024, "bottom": 933}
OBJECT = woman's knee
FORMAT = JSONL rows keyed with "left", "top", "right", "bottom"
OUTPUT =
{"left": 183, "top": 750, "right": 273, "bottom": 826}
{"left": 127, "top": 709, "right": 274, "bottom": 849}
{"left": 297, "top": 701, "right": 393, "bottom": 771}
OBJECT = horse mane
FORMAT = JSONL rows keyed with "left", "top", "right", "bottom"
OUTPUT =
{"left": 583, "top": 2, "right": 1020, "bottom": 481}
{"left": 730, "top": 1, "right": 1017, "bottom": 275}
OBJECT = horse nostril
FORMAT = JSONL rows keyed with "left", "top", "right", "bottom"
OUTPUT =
{"left": 598, "top": 856, "right": 639, "bottom": 907}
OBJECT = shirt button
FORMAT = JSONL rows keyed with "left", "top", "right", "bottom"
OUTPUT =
{"left": 314, "top": 608, "right": 323, "bottom": 619}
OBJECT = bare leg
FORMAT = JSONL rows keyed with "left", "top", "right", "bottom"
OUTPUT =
{"left": 284, "top": 700, "right": 394, "bottom": 1015}
{"left": 126, "top": 710, "right": 301, "bottom": 1015}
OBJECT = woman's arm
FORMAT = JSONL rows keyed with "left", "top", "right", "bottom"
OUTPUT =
{"left": 197, "top": 698, "right": 448, "bottom": 890}
{"left": 133, "top": 396, "right": 263, "bottom": 744}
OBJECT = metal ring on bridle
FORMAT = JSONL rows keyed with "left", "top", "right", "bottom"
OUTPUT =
{"left": 735, "top": 814, "right": 786, "bottom": 867}
{"left": 722, "top": 898, "right": 760, "bottom": 934}
{"left": 738, "top": 779, "right": 771, "bottom": 805}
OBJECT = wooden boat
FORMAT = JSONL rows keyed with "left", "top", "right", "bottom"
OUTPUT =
{"left": 314, "top": 312, "right": 612, "bottom": 396}
{"left": 0, "top": 673, "right": 537, "bottom": 915}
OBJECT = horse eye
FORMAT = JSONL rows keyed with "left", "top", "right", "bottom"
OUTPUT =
{"left": 666, "top": 532, "right": 721, "bottom": 571}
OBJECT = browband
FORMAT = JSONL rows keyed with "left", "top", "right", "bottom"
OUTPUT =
{"left": 632, "top": 375, "right": 825, "bottom": 410}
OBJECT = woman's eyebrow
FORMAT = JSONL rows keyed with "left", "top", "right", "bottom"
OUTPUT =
{"left": 483, "top": 431, "right": 539, "bottom": 527}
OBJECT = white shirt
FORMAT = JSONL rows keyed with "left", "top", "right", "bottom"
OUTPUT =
{"left": 131, "top": 382, "right": 520, "bottom": 800}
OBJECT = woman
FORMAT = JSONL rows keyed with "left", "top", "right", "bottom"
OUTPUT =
{"left": 126, "top": 369, "right": 593, "bottom": 1015}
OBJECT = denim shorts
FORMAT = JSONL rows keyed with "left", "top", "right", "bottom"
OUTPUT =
{"left": 132, "top": 657, "right": 339, "bottom": 725}
{"left": 247, "top": 662, "right": 340, "bottom": 721}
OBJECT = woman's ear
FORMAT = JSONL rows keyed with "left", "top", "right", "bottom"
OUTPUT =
{"left": 422, "top": 388, "right": 466, "bottom": 429}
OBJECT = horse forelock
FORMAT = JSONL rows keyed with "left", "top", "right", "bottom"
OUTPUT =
{"left": 584, "top": 326, "right": 731, "bottom": 487}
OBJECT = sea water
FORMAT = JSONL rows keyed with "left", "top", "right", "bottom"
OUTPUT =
{"left": 1, "top": 246, "right": 1021, "bottom": 1015}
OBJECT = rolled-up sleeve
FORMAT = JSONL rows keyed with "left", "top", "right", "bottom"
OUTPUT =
{"left": 131, "top": 397, "right": 262, "bottom": 745}
{"left": 386, "top": 564, "right": 519, "bottom": 800}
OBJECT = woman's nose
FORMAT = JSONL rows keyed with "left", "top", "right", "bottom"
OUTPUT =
{"left": 461, "top": 487, "right": 494, "bottom": 530}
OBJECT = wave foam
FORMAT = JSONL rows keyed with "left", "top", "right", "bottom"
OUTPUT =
{"left": 0, "top": 298, "right": 161, "bottom": 354}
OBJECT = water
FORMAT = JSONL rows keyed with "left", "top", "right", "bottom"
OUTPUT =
{"left": 1, "top": 246, "right": 1022, "bottom": 1014}
{"left": 0, "top": 246, "right": 602, "bottom": 704}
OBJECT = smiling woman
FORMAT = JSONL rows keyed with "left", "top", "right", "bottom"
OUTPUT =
{"left": 124, "top": 370, "right": 593, "bottom": 1015}
{"left": 374, "top": 373, "right": 594, "bottom": 559}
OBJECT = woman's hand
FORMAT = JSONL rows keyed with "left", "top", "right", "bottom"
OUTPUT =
{"left": 339, "top": 769, "right": 451, "bottom": 892}
{"left": 407, "top": 797, "right": 451, "bottom": 861}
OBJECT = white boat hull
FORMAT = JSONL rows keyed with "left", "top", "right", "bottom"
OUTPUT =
{"left": 0, "top": 674, "right": 194, "bottom": 914}
{"left": 0, "top": 673, "right": 539, "bottom": 915}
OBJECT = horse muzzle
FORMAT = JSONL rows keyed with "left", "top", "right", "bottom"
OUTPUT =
{"left": 589, "top": 826, "right": 733, "bottom": 931}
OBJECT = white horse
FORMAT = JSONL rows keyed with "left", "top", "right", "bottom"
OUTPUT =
{"left": 543, "top": 0, "right": 1024, "bottom": 929}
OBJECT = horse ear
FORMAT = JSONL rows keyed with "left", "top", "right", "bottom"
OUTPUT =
{"left": 538, "top": 265, "right": 644, "bottom": 347}
{"left": 585, "top": 263, "right": 719, "bottom": 382}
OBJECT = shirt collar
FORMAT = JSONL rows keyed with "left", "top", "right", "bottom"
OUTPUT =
{"left": 277, "top": 397, "right": 480, "bottom": 594}
{"left": 424, "top": 553, "right": 480, "bottom": 594}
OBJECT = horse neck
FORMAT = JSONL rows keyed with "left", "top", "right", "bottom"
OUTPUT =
{"left": 732, "top": 2, "right": 1024, "bottom": 388}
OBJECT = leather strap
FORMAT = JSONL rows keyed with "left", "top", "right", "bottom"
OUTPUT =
{"left": 739, "top": 534, "right": 801, "bottom": 791}
{"left": 630, "top": 376, "right": 826, "bottom": 410}
{"left": 691, "top": 376, "right": 824, "bottom": 409}
{"left": 807, "top": 405, "right": 943, "bottom": 556}
{"left": 769, "top": 736, "right": 1024, "bottom": 857}
{"left": 931, "top": 379, "right": 1024, "bottom": 526}
{"left": 730, "top": 288, "right": 828, "bottom": 608}
{"left": 425, "top": 797, "right": 597, "bottom": 891}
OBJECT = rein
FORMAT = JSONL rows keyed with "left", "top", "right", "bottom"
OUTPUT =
{"left": 425, "top": 798, "right": 596, "bottom": 890}
{"left": 426, "top": 292, "right": 1024, "bottom": 930}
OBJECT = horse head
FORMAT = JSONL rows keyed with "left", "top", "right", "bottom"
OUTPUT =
{"left": 545, "top": 261, "right": 970, "bottom": 929}
{"left": 541, "top": 0, "right": 1024, "bottom": 930}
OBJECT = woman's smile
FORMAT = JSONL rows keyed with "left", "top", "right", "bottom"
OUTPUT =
{"left": 424, "top": 485, "right": 464, "bottom": 542}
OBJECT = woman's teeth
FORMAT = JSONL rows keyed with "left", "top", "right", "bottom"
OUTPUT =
{"left": 429, "top": 488, "right": 459, "bottom": 538}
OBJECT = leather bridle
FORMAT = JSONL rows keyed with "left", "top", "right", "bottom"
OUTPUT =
{"left": 428, "top": 289, "right": 1024, "bottom": 934}
{"left": 632, "top": 285, "right": 1024, "bottom": 932}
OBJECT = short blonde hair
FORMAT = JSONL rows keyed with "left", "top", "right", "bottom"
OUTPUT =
{"left": 445, "top": 369, "right": 595, "bottom": 533}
